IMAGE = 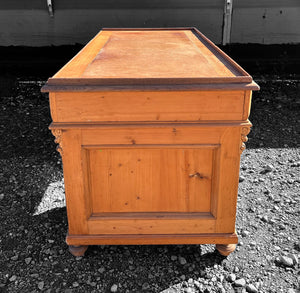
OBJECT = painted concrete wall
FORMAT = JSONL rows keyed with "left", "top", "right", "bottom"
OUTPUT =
{"left": 231, "top": 0, "right": 300, "bottom": 44}
{"left": 0, "top": 0, "right": 224, "bottom": 46}
{"left": 0, "top": 0, "right": 299, "bottom": 46}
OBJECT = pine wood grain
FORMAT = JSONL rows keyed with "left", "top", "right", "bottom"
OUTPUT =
{"left": 66, "top": 232, "right": 238, "bottom": 245}
{"left": 82, "top": 30, "right": 235, "bottom": 79}
{"left": 52, "top": 90, "right": 245, "bottom": 122}
{"left": 53, "top": 30, "right": 111, "bottom": 78}
{"left": 242, "top": 91, "right": 252, "bottom": 120}
{"left": 60, "top": 130, "right": 91, "bottom": 234}
{"left": 88, "top": 147, "right": 213, "bottom": 213}
{"left": 87, "top": 217, "right": 215, "bottom": 235}
{"left": 81, "top": 125, "right": 224, "bottom": 146}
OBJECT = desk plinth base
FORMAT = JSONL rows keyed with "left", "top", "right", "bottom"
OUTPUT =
{"left": 66, "top": 232, "right": 238, "bottom": 256}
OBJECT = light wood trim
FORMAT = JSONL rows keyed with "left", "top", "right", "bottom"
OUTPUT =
{"left": 242, "top": 91, "right": 252, "bottom": 120}
{"left": 47, "top": 77, "right": 252, "bottom": 86}
{"left": 102, "top": 27, "right": 196, "bottom": 31}
{"left": 214, "top": 126, "right": 247, "bottom": 233}
{"left": 87, "top": 218, "right": 215, "bottom": 234}
{"left": 53, "top": 30, "right": 111, "bottom": 78}
{"left": 90, "top": 212, "right": 214, "bottom": 219}
{"left": 66, "top": 232, "right": 238, "bottom": 245}
{"left": 210, "top": 146, "right": 221, "bottom": 218}
{"left": 48, "top": 93, "right": 58, "bottom": 121}
{"left": 61, "top": 129, "right": 91, "bottom": 234}
{"left": 83, "top": 144, "right": 219, "bottom": 149}
{"left": 49, "top": 121, "right": 253, "bottom": 129}
{"left": 41, "top": 82, "right": 260, "bottom": 92}
{"left": 81, "top": 126, "right": 224, "bottom": 146}
{"left": 81, "top": 149, "right": 93, "bottom": 219}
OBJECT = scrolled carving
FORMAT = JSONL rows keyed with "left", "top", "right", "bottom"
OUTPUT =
{"left": 51, "top": 129, "right": 63, "bottom": 156}
{"left": 240, "top": 126, "right": 251, "bottom": 154}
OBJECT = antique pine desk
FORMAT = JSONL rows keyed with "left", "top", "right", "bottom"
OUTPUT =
{"left": 41, "top": 28, "right": 259, "bottom": 257}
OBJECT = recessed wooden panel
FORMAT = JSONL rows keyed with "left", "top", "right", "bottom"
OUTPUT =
{"left": 53, "top": 90, "right": 245, "bottom": 122}
{"left": 87, "top": 146, "right": 215, "bottom": 213}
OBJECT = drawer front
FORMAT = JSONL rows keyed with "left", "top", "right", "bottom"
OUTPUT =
{"left": 50, "top": 90, "right": 247, "bottom": 122}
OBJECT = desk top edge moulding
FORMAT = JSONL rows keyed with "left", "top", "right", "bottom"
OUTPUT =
{"left": 41, "top": 27, "right": 259, "bottom": 92}
{"left": 41, "top": 28, "right": 259, "bottom": 257}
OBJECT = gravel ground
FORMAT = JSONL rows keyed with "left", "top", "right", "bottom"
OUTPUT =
{"left": 0, "top": 76, "right": 299, "bottom": 293}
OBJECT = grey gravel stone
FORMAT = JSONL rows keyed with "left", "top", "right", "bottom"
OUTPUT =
{"left": 246, "top": 284, "right": 258, "bottom": 293}
{"left": 9, "top": 275, "right": 17, "bottom": 282}
{"left": 194, "top": 281, "right": 201, "bottom": 288}
{"left": 241, "top": 230, "right": 250, "bottom": 237}
{"left": 287, "top": 253, "right": 299, "bottom": 265}
{"left": 179, "top": 256, "right": 187, "bottom": 265}
{"left": 11, "top": 255, "right": 18, "bottom": 261}
{"left": 171, "top": 255, "right": 177, "bottom": 261}
{"left": 291, "top": 161, "right": 300, "bottom": 167}
{"left": 0, "top": 193, "right": 4, "bottom": 200}
{"left": 38, "top": 281, "right": 44, "bottom": 290}
{"left": 111, "top": 284, "right": 118, "bottom": 292}
{"left": 211, "top": 276, "right": 217, "bottom": 282}
{"left": 227, "top": 273, "right": 236, "bottom": 282}
{"left": 287, "top": 289, "right": 296, "bottom": 293}
{"left": 234, "top": 278, "right": 246, "bottom": 287}
{"left": 239, "top": 176, "right": 245, "bottom": 182}
{"left": 261, "top": 164, "right": 274, "bottom": 174}
{"left": 278, "top": 255, "right": 294, "bottom": 267}
{"left": 25, "top": 257, "right": 32, "bottom": 264}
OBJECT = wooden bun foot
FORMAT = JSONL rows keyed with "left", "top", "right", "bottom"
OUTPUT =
{"left": 68, "top": 245, "right": 88, "bottom": 256}
{"left": 216, "top": 244, "right": 236, "bottom": 256}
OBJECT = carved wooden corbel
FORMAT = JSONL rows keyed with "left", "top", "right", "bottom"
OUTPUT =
{"left": 240, "top": 126, "right": 251, "bottom": 153}
{"left": 51, "top": 129, "right": 63, "bottom": 156}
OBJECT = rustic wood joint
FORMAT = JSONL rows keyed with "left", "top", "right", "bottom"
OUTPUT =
{"left": 51, "top": 129, "right": 63, "bottom": 156}
{"left": 240, "top": 126, "right": 251, "bottom": 153}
